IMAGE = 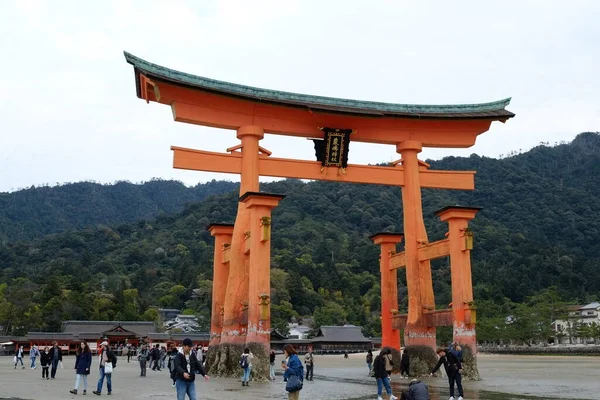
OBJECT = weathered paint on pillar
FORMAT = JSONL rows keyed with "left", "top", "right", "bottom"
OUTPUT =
{"left": 436, "top": 206, "right": 480, "bottom": 353}
{"left": 207, "top": 224, "right": 234, "bottom": 347}
{"left": 370, "top": 233, "right": 403, "bottom": 350}
{"left": 221, "top": 126, "right": 263, "bottom": 344}
{"left": 396, "top": 140, "right": 436, "bottom": 348}
{"left": 240, "top": 192, "right": 285, "bottom": 346}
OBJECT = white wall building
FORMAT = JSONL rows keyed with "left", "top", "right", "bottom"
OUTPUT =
{"left": 553, "top": 302, "right": 600, "bottom": 344}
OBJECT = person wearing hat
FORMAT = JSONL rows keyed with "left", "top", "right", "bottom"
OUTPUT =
{"left": 173, "top": 338, "right": 209, "bottom": 400}
{"left": 400, "top": 379, "right": 430, "bottom": 400}
{"left": 92, "top": 341, "right": 117, "bottom": 396}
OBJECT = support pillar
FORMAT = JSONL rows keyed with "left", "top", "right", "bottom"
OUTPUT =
{"left": 436, "top": 206, "right": 480, "bottom": 351}
{"left": 207, "top": 223, "right": 234, "bottom": 347}
{"left": 221, "top": 125, "right": 263, "bottom": 344}
{"left": 396, "top": 140, "right": 436, "bottom": 349}
{"left": 370, "top": 233, "right": 403, "bottom": 351}
{"left": 240, "top": 192, "right": 285, "bottom": 346}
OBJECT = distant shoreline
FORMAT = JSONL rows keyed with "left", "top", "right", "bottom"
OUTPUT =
{"left": 479, "top": 345, "right": 600, "bottom": 356}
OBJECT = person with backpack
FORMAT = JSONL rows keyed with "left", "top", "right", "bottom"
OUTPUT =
{"left": 240, "top": 348, "right": 254, "bottom": 386}
{"left": 430, "top": 347, "right": 464, "bottom": 400}
{"left": 373, "top": 351, "right": 398, "bottom": 400}
{"left": 30, "top": 344, "right": 40, "bottom": 369}
{"left": 304, "top": 351, "right": 314, "bottom": 381}
{"left": 70, "top": 341, "right": 92, "bottom": 395}
{"left": 167, "top": 345, "right": 179, "bottom": 387}
{"left": 282, "top": 344, "right": 304, "bottom": 400}
{"left": 173, "top": 338, "right": 209, "bottom": 400}
{"left": 92, "top": 341, "right": 117, "bottom": 396}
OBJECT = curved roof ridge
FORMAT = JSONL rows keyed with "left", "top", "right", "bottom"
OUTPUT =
{"left": 124, "top": 51, "right": 514, "bottom": 119}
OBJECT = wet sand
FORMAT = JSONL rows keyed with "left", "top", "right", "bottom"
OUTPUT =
{"left": 0, "top": 353, "right": 597, "bottom": 400}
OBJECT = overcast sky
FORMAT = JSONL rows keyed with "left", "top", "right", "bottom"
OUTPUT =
{"left": 1, "top": 0, "right": 598, "bottom": 192}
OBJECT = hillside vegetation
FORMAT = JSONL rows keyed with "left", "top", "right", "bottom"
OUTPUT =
{"left": 0, "top": 132, "right": 598, "bottom": 344}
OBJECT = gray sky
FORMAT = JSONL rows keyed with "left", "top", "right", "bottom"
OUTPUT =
{"left": 1, "top": 0, "right": 598, "bottom": 192}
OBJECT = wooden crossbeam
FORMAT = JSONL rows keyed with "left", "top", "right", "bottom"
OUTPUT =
{"left": 171, "top": 146, "right": 475, "bottom": 190}
{"left": 391, "top": 308, "right": 454, "bottom": 329}
{"left": 389, "top": 238, "right": 451, "bottom": 270}
{"left": 222, "top": 246, "right": 231, "bottom": 264}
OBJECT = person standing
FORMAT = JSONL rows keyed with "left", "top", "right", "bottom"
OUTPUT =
{"left": 173, "top": 338, "right": 209, "bottom": 400}
{"left": 366, "top": 350, "right": 373, "bottom": 375}
{"left": 137, "top": 343, "right": 149, "bottom": 377}
{"left": 400, "top": 349, "right": 410, "bottom": 379}
{"left": 14, "top": 345, "right": 25, "bottom": 369}
{"left": 50, "top": 341, "right": 63, "bottom": 378}
{"left": 126, "top": 344, "right": 132, "bottom": 363}
{"left": 152, "top": 344, "right": 161, "bottom": 371}
{"left": 382, "top": 348, "right": 394, "bottom": 378}
{"left": 304, "top": 351, "right": 314, "bottom": 381}
{"left": 282, "top": 344, "right": 304, "bottom": 400}
{"left": 373, "top": 351, "right": 398, "bottom": 400}
{"left": 70, "top": 341, "right": 92, "bottom": 395}
{"left": 240, "top": 348, "right": 254, "bottom": 386}
{"left": 40, "top": 346, "right": 51, "bottom": 379}
{"left": 400, "top": 379, "right": 430, "bottom": 400}
{"left": 167, "top": 345, "right": 179, "bottom": 387}
{"left": 430, "top": 347, "right": 464, "bottom": 400}
{"left": 30, "top": 344, "right": 40, "bottom": 369}
{"left": 269, "top": 349, "right": 276, "bottom": 381}
{"left": 92, "top": 341, "right": 117, "bottom": 396}
{"left": 160, "top": 346, "right": 167, "bottom": 369}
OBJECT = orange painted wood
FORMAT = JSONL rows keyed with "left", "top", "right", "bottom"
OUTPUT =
{"left": 171, "top": 147, "right": 476, "bottom": 189}
{"left": 208, "top": 225, "right": 234, "bottom": 346}
{"left": 390, "top": 252, "right": 406, "bottom": 269}
{"left": 164, "top": 84, "right": 494, "bottom": 147}
{"left": 417, "top": 239, "right": 450, "bottom": 262}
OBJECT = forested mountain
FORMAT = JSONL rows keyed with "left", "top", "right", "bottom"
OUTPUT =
{"left": 0, "top": 132, "right": 598, "bottom": 344}
{"left": 0, "top": 180, "right": 238, "bottom": 243}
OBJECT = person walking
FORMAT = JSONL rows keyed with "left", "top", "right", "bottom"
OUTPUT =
{"left": 304, "top": 351, "right": 314, "bottom": 381}
{"left": 240, "top": 348, "right": 254, "bottom": 386}
{"left": 366, "top": 350, "right": 373, "bottom": 375}
{"left": 160, "top": 346, "right": 167, "bottom": 369}
{"left": 30, "top": 344, "right": 40, "bottom": 369}
{"left": 152, "top": 344, "right": 162, "bottom": 371}
{"left": 92, "top": 341, "right": 117, "bottom": 396}
{"left": 430, "top": 347, "right": 464, "bottom": 400}
{"left": 400, "top": 379, "right": 430, "bottom": 400}
{"left": 126, "top": 344, "right": 132, "bottom": 363}
{"left": 137, "top": 343, "right": 149, "bottom": 377}
{"left": 70, "top": 341, "right": 92, "bottom": 395}
{"left": 173, "top": 338, "right": 209, "bottom": 400}
{"left": 400, "top": 348, "right": 410, "bottom": 379}
{"left": 282, "top": 344, "right": 304, "bottom": 400}
{"left": 269, "top": 349, "right": 276, "bottom": 381}
{"left": 50, "top": 341, "right": 62, "bottom": 378}
{"left": 14, "top": 345, "right": 25, "bottom": 369}
{"left": 40, "top": 346, "right": 51, "bottom": 379}
{"left": 373, "top": 351, "right": 398, "bottom": 400}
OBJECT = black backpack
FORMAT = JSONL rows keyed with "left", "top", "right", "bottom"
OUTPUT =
{"left": 239, "top": 354, "right": 249, "bottom": 369}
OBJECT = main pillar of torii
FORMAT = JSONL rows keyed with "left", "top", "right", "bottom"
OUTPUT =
{"left": 123, "top": 51, "right": 514, "bottom": 380}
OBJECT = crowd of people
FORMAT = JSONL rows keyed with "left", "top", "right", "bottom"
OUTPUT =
{"left": 10, "top": 340, "right": 470, "bottom": 400}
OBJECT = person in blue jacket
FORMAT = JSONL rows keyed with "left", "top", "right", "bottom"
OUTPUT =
{"left": 282, "top": 344, "right": 304, "bottom": 400}
{"left": 70, "top": 341, "right": 92, "bottom": 395}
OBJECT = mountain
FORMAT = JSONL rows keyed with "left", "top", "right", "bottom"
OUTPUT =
{"left": 0, "top": 179, "right": 238, "bottom": 243}
{"left": 0, "top": 132, "right": 598, "bottom": 341}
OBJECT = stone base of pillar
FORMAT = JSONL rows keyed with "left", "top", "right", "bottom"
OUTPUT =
{"left": 455, "top": 344, "right": 480, "bottom": 381}
{"left": 404, "top": 327, "right": 436, "bottom": 349}
{"left": 205, "top": 342, "right": 270, "bottom": 381}
{"left": 404, "top": 345, "right": 438, "bottom": 377}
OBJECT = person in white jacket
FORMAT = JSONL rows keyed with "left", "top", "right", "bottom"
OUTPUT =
{"left": 240, "top": 348, "right": 254, "bottom": 386}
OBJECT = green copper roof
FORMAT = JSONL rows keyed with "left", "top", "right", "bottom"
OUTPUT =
{"left": 124, "top": 51, "right": 514, "bottom": 120}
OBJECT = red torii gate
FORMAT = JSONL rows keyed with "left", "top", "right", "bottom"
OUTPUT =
{"left": 124, "top": 51, "right": 514, "bottom": 378}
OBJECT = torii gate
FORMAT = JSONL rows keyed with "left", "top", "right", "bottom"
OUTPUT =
{"left": 124, "top": 52, "right": 514, "bottom": 378}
